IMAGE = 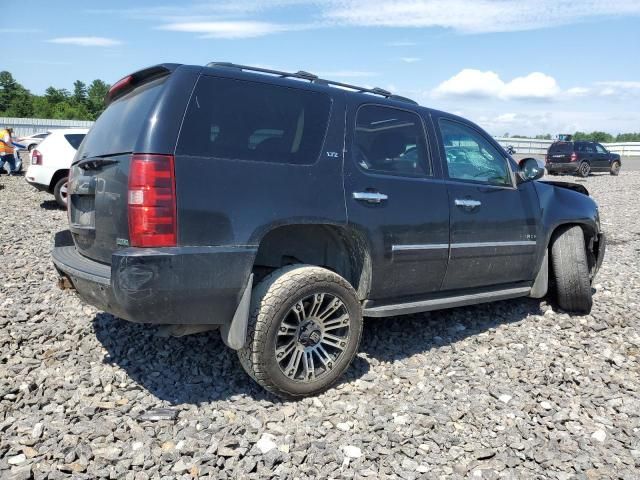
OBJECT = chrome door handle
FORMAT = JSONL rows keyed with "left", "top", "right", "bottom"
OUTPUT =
{"left": 455, "top": 199, "right": 481, "bottom": 209}
{"left": 353, "top": 191, "right": 388, "bottom": 204}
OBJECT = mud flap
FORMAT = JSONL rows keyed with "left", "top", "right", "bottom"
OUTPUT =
{"left": 221, "top": 274, "right": 253, "bottom": 350}
{"left": 529, "top": 250, "right": 548, "bottom": 299}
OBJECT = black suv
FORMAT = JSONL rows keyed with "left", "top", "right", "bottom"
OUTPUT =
{"left": 546, "top": 140, "right": 622, "bottom": 177}
{"left": 53, "top": 63, "right": 606, "bottom": 398}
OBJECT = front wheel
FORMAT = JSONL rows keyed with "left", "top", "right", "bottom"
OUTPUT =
{"left": 610, "top": 161, "right": 621, "bottom": 176}
{"left": 550, "top": 225, "right": 593, "bottom": 313}
{"left": 53, "top": 176, "right": 69, "bottom": 208}
{"left": 576, "top": 161, "right": 590, "bottom": 178}
{"left": 238, "top": 265, "right": 363, "bottom": 399}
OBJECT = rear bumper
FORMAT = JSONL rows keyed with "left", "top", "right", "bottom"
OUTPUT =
{"left": 52, "top": 243, "right": 256, "bottom": 325}
{"left": 546, "top": 163, "right": 578, "bottom": 174}
{"left": 25, "top": 164, "right": 55, "bottom": 190}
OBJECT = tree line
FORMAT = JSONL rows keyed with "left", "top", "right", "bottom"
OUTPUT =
{"left": 0, "top": 71, "right": 110, "bottom": 121}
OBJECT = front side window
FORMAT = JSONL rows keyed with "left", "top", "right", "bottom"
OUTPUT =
{"left": 439, "top": 119, "right": 511, "bottom": 186}
{"left": 595, "top": 144, "right": 607, "bottom": 154}
{"left": 354, "top": 105, "right": 430, "bottom": 176}
{"left": 177, "top": 76, "right": 331, "bottom": 165}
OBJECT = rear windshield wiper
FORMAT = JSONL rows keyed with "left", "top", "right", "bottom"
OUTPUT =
{"left": 77, "top": 158, "right": 119, "bottom": 170}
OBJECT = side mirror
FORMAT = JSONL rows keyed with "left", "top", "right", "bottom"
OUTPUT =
{"left": 518, "top": 157, "right": 545, "bottom": 182}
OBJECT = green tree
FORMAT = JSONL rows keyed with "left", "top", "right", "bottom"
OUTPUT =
{"left": 44, "top": 87, "right": 70, "bottom": 105}
{"left": 87, "top": 79, "right": 110, "bottom": 119}
{"left": 73, "top": 80, "right": 88, "bottom": 105}
{"left": 573, "top": 131, "right": 614, "bottom": 143}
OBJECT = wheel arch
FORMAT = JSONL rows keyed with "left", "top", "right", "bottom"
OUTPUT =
{"left": 251, "top": 223, "right": 372, "bottom": 300}
{"left": 48, "top": 169, "right": 69, "bottom": 193}
{"left": 546, "top": 220, "right": 602, "bottom": 281}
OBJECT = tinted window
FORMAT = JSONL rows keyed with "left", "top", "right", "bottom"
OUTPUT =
{"left": 177, "top": 76, "right": 331, "bottom": 165}
{"left": 439, "top": 119, "right": 511, "bottom": 186}
{"left": 34, "top": 133, "right": 49, "bottom": 139}
{"left": 64, "top": 134, "right": 85, "bottom": 150}
{"left": 77, "top": 76, "right": 167, "bottom": 158}
{"left": 595, "top": 144, "right": 607, "bottom": 154}
{"left": 584, "top": 143, "right": 596, "bottom": 153}
{"left": 354, "top": 105, "right": 430, "bottom": 176}
{"left": 549, "top": 142, "right": 573, "bottom": 154}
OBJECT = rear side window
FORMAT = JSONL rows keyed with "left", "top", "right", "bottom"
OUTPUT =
{"left": 77, "top": 76, "right": 167, "bottom": 158}
{"left": 549, "top": 142, "right": 573, "bottom": 154}
{"left": 354, "top": 105, "right": 430, "bottom": 176}
{"left": 177, "top": 76, "right": 331, "bottom": 165}
{"left": 64, "top": 134, "right": 85, "bottom": 150}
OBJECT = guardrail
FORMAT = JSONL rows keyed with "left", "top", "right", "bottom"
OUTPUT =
{"left": 495, "top": 137, "right": 640, "bottom": 157}
{"left": 0, "top": 117, "right": 94, "bottom": 138}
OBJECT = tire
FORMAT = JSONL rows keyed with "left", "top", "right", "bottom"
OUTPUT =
{"left": 576, "top": 161, "right": 590, "bottom": 178}
{"left": 610, "top": 161, "right": 621, "bottom": 176}
{"left": 53, "top": 176, "right": 69, "bottom": 208}
{"left": 27, "top": 144, "right": 36, "bottom": 152}
{"left": 550, "top": 225, "right": 592, "bottom": 313}
{"left": 238, "top": 265, "right": 363, "bottom": 399}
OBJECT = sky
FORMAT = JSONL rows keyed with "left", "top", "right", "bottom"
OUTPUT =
{"left": 3, "top": 0, "right": 640, "bottom": 136}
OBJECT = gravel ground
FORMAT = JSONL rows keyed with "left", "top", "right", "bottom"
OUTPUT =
{"left": 1, "top": 172, "right": 639, "bottom": 479}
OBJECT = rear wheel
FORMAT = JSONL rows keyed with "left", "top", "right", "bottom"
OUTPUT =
{"left": 550, "top": 225, "right": 592, "bottom": 313}
{"left": 610, "top": 161, "right": 621, "bottom": 176}
{"left": 53, "top": 176, "right": 69, "bottom": 208}
{"left": 27, "top": 144, "right": 36, "bottom": 152}
{"left": 576, "top": 161, "right": 590, "bottom": 178}
{"left": 238, "top": 265, "right": 363, "bottom": 399}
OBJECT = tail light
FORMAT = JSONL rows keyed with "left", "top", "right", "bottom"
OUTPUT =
{"left": 570, "top": 152, "right": 578, "bottom": 162}
{"left": 128, "top": 154, "right": 177, "bottom": 247}
{"left": 31, "top": 149, "right": 43, "bottom": 165}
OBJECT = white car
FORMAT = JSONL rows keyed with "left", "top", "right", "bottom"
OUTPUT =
{"left": 16, "top": 132, "right": 50, "bottom": 152}
{"left": 25, "top": 128, "right": 89, "bottom": 208}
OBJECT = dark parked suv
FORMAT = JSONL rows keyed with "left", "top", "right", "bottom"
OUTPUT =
{"left": 53, "top": 63, "right": 606, "bottom": 398}
{"left": 546, "top": 140, "right": 622, "bottom": 177}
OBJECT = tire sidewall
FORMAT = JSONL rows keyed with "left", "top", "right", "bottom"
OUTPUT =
{"left": 610, "top": 161, "right": 620, "bottom": 176}
{"left": 577, "top": 162, "right": 590, "bottom": 177}
{"left": 54, "top": 176, "right": 68, "bottom": 208}
{"left": 258, "top": 276, "right": 362, "bottom": 397}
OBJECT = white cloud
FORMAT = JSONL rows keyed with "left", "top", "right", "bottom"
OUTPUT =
{"left": 47, "top": 37, "right": 122, "bottom": 47}
{"left": 433, "top": 69, "right": 505, "bottom": 98}
{"left": 567, "top": 87, "right": 591, "bottom": 97}
{"left": 501, "top": 72, "right": 560, "bottom": 99}
{"left": 595, "top": 81, "right": 640, "bottom": 97}
{"left": 433, "top": 69, "right": 559, "bottom": 100}
{"left": 158, "top": 21, "right": 290, "bottom": 39}
{"left": 323, "top": 0, "right": 640, "bottom": 34}
{"left": 472, "top": 110, "right": 640, "bottom": 137}
{"left": 400, "top": 57, "right": 421, "bottom": 63}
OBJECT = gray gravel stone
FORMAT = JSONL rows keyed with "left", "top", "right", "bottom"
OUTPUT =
{"left": 1, "top": 171, "right": 639, "bottom": 478}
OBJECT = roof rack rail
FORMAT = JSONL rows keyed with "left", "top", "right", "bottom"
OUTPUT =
{"left": 206, "top": 61, "right": 418, "bottom": 105}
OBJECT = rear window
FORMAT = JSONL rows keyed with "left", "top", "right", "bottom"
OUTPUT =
{"left": 76, "top": 76, "right": 167, "bottom": 158}
{"left": 64, "top": 134, "right": 85, "bottom": 150}
{"left": 176, "top": 76, "right": 331, "bottom": 165}
{"left": 549, "top": 142, "right": 573, "bottom": 154}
